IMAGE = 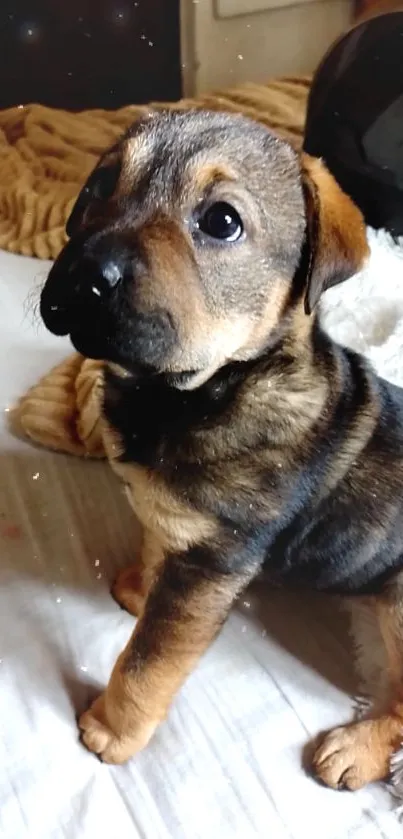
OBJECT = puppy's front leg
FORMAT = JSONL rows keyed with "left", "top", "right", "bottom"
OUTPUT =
{"left": 79, "top": 546, "right": 251, "bottom": 764}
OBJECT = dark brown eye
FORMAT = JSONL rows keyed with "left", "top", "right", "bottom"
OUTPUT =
{"left": 197, "top": 202, "right": 243, "bottom": 242}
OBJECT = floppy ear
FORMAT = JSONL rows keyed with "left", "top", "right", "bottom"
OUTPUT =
{"left": 66, "top": 159, "right": 121, "bottom": 238}
{"left": 301, "top": 154, "right": 369, "bottom": 315}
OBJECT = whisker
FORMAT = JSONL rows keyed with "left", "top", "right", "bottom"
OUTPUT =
{"left": 23, "top": 270, "right": 50, "bottom": 333}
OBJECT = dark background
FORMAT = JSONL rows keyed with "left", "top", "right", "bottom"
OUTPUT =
{"left": 0, "top": 0, "right": 181, "bottom": 110}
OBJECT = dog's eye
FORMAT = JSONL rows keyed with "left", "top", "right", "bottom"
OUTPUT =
{"left": 197, "top": 202, "right": 243, "bottom": 242}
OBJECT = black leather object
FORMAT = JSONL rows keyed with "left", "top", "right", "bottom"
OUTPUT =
{"left": 304, "top": 12, "right": 403, "bottom": 236}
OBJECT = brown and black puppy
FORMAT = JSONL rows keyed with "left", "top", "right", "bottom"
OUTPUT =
{"left": 40, "top": 110, "right": 403, "bottom": 790}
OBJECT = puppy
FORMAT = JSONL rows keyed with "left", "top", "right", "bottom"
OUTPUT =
{"left": 40, "top": 110, "right": 403, "bottom": 790}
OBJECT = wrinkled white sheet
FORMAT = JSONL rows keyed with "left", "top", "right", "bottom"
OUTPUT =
{"left": 1, "top": 237, "right": 403, "bottom": 839}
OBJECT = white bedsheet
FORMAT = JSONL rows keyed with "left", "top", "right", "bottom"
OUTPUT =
{"left": 1, "top": 238, "right": 402, "bottom": 839}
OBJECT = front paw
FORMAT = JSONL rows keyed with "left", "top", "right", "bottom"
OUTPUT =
{"left": 78, "top": 693, "right": 158, "bottom": 764}
{"left": 312, "top": 720, "right": 392, "bottom": 790}
{"left": 78, "top": 695, "right": 135, "bottom": 764}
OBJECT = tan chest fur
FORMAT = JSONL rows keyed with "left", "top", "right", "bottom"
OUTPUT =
{"left": 102, "top": 420, "right": 217, "bottom": 554}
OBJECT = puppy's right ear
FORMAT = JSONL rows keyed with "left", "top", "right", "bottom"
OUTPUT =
{"left": 301, "top": 154, "right": 368, "bottom": 314}
{"left": 66, "top": 159, "right": 121, "bottom": 238}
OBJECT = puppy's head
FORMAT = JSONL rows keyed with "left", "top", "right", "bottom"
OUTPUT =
{"left": 40, "top": 111, "right": 368, "bottom": 389}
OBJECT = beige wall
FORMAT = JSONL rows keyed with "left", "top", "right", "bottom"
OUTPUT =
{"left": 181, "top": 0, "right": 352, "bottom": 95}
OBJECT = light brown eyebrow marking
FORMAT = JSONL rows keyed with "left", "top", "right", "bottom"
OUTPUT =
{"left": 192, "top": 162, "right": 237, "bottom": 194}
{"left": 119, "top": 134, "right": 153, "bottom": 193}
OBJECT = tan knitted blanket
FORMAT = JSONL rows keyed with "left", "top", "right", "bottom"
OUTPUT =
{"left": 0, "top": 77, "right": 309, "bottom": 260}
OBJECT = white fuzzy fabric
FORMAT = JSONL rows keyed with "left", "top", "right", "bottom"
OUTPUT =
{"left": 321, "top": 228, "right": 403, "bottom": 387}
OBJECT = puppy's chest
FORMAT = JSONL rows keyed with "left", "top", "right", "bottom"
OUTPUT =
{"left": 102, "top": 377, "right": 218, "bottom": 550}
{"left": 104, "top": 433, "right": 217, "bottom": 552}
{"left": 101, "top": 371, "right": 300, "bottom": 549}
{"left": 103, "top": 372, "right": 209, "bottom": 468}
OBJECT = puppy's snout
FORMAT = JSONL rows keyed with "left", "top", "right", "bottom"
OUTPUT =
{"left": 68, "top": 248, "right": 127, "bottom": 306}
{"left": 40, "top": 231, "right": 178, "bottom": 370}
{"left": 96, "top": 256, "right": 125, "bottom": 290}
{"left": 40, "top": 235, "right": 132, "bottom": 336}
{"left": 130, "top": 310, "right": 176, "bottom": 369}
{"left": 85, "top": 233, "right": 134, "bottom": 294}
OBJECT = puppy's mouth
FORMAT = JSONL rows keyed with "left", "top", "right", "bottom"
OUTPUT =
{"left": 69, "top": 325, "right": 113, "bottom": 360}
{"left": 69, "top": 326, "right": 202, "bottom": 390}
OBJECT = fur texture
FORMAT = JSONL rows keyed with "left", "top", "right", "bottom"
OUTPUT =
{"left": 38, "top": 111, "right": 403, "bottom": 789}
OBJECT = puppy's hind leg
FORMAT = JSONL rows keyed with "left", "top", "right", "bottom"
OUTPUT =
{"left": 312, "top": 580, "right": 403, "bottom": 790}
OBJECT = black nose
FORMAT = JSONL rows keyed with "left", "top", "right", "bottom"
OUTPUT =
{"left": 82, "top": 234, "right": 132, "bottom": 294}
{"left": 97, "top": 257, "right": 125, "bottom": 289}
{"left": 71, "top": 235, "right": 132, "bottom": 300}
{"left": 69, "top": 250, "right": 127, "bottom": 300}
{"left": 40, "top": 235, "right": 131, "bottom": 336}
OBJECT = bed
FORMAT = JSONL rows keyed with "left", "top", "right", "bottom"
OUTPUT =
{"left": 1, "top": 235, "right": 403, "bottom": 838}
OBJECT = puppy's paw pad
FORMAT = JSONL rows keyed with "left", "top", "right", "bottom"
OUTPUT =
{"left": 312, "top": 722, "right": 388, "bottom": 790}
{"left": 79, "top": 708, "right": 113, "bottom": 756}
{"left": 78, "top": 698, "right": 133, "bottom": 764}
